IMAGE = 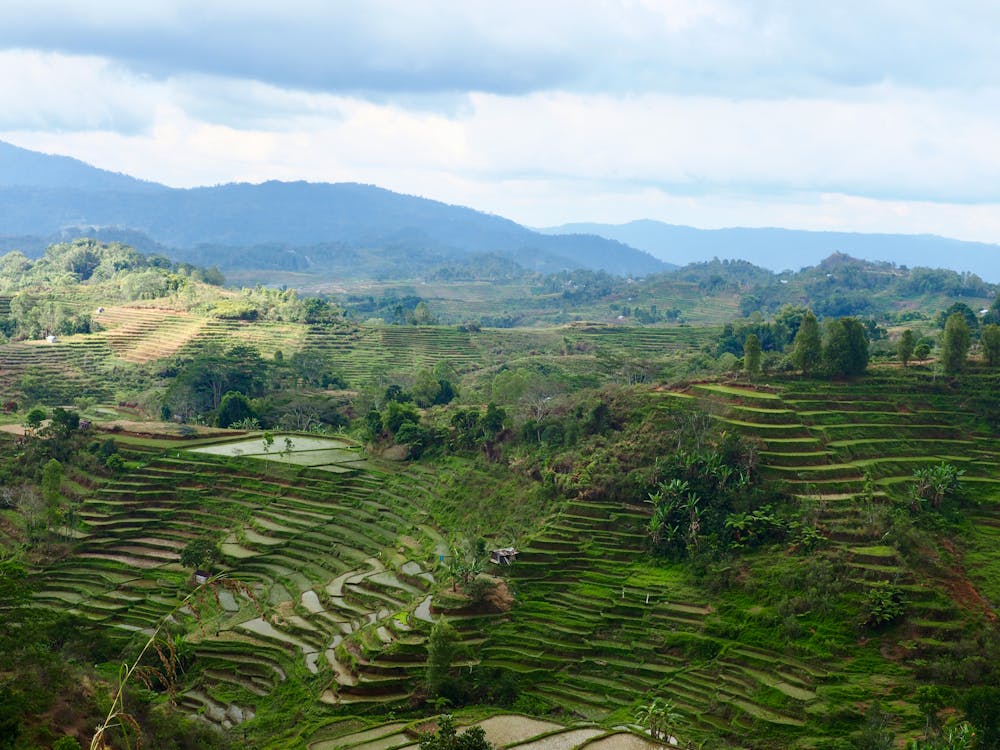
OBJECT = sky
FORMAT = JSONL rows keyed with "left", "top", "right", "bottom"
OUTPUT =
{"left": 1, "top": 0, "right": 1000, "bottom": 243}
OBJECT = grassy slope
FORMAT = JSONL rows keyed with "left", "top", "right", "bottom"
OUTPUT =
{"left": 3, "top": 290, "right": 1000, "bottom": 747}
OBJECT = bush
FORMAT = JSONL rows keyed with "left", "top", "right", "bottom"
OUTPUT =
{"left": 861, "top": 582, "right": 905, "bottom": 629}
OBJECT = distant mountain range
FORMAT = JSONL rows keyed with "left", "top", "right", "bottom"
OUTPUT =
{"left": 0, "top": 140, "right": 665, "bottom": 279}
{"left": 2, "top": 139, "right": 998, "bottom": 283}
{"left": 541, "top": 219, "right": 1000, "bottom": 283}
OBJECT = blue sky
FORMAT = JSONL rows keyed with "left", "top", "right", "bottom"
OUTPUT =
{"left": 1, "top": 1, "right": 999, "bottom": 242}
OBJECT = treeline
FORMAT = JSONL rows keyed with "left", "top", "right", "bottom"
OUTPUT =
{"left": 0, "top": 238, "right": 223, "bottom": 291}
{"left": 718, "top": 307, "right": 874, "bottom": 377}
{"left": 159, "top": 342, "right": 351, "bottom": 431}
{"left": 738, "top": 253, "right": 994, "bottom": 319}
{"left": 0, "top": 239, "right": 224, "bottom": 340}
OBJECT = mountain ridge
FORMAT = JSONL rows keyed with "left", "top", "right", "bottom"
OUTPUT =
{"left": 0, "top": 142, "right": 665, "bottom": 278}
{"left": 541, "top": 219, "right": 1000, "bottom": 282}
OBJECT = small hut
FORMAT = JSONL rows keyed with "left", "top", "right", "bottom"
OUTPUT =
{"left": 489, "top": 547, "right": 518, "bottom": 565}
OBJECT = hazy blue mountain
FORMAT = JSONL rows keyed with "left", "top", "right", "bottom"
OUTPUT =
{"left": 0, "top": 142, "right": 665, "bottom": 278}
{"left": 542, "top": 219, "right": 1000, "bottom": 282}
{"left": 0, "top": 140, "right": 165, "bottom": 193}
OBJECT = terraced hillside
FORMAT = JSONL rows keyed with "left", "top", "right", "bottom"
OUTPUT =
{"left": 444, "top": 376, "right": 1000, "bottom": 747}
{"left": 1, "top": 297, "right": 719, "bottom": 404}
{"left": 309, "top": 713, "right": 662, "bottom": 750}
{"left": 13, "top": 356, "right": 1000, "bottom": 748}
{"left": 479, "top": 483, "right": 830, "bottom": 741}
{"left": 29, "top": 435, "right": 499, "bottom": 740}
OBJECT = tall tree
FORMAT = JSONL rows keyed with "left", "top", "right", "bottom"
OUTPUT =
{"left": 941, "top": 312, "right": 970, "bottom": 374}
{"left": 823, "top": 317, "right": 869, "bottom": 377}
{"left": 897, "top": 329, "right": 916, "bottom": 368}
{"left": 743, "top": 333, "right": 762, "bottom": 375}
{"left": 791, "top": 310, "right": 822, "bottom": 375}
{"left": 216, "top": 391, "right": 256, "bottom": 428}
{"left": 41, "top": 458, "right": 63, "bottom": 525}
{"left": 981, "top": 323, "right": 1000, "bottom": 367}
{"left": 425, "top": 617, "right": 460, "bottom": 696}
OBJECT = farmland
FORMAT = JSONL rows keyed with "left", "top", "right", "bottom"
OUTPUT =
{"left": 2, "top": 251, "right": 1000, "bottom": 749}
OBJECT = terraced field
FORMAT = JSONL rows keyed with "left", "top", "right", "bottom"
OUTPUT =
{"left": 309, "top": 714, "right": 662, "bottom": 750}
{"left": 0, "top": 336, "right": 118, "bottom": 402}
{"left": 479, "top": 490, "right": 828, "bottom": 741}
{"left": 28, "top": 434, "right": 488, "bottom": 733}
{"left": 562, "top": 325, "right": 721, "bottom": 358}
{"left": 1, "top": 302, "right": 715, "bottom": 405}
{"left": 96, "top": 305, "right": 210, "bottom": 362}
{"left": 684, "top": 378, "right": 1000, "bottom": 660}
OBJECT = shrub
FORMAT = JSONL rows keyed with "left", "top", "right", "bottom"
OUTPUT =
{"left": 861, "top": 582, "right": 905, "bottom": 629}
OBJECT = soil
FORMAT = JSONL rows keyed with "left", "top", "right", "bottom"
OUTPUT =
{"left": 483, "top": 578, "right": 515, "bottom": 613}
{"left": 95, "top": 420, "right": 236, "bottom": 439}
{"left": 939, "top": 538, "right": 997, "bottom": 622}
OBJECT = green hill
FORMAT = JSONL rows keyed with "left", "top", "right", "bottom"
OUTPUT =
{"left": 2, "top": 248, "right": 1000, "bottom": 749}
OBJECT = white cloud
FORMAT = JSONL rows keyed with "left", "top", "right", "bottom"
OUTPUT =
{"left": 0, "top": 49, "right": 159, "bottom": 132}
{"left": 2, "top": 3, "right": 1000, "bottom": 245}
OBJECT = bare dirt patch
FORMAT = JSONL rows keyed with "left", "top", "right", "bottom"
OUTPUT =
{"left": 97, "top": 420, "right": 235, "bottom": 439}
{"left": 939, "top": 538, "right": 997, "bottom": 622}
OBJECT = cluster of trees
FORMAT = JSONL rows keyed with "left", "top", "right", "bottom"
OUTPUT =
{"left": 609, "top": 302, "right": 682, "bottom": 323}
{"left": 1, "top": 292, "right": 97, "bottom": 340}
{"left": 644, "top": 438, "right": 797, "bottom": 559}
{"left": 738, "top": 254, "right": 995, "bottom": 319}
{"left": 342, "top": 293, "right": 437, "bottom": 324}
{"left": 364, "top": 380, "right": 477, "bottom": 457}
{"left": 731, "top": 308, "right": 871, "bottom": 378}
{"left": 0, "top": 239, "right": 222, "bottom": 293}
{"left": 929, "top": 308, "right": 1000, "bottom": 375}
{"left": 161, "top": 343, "right": 352, "bottom": 428}
{"left": 209, "top": 286, "right": 342, "bottom": 324}
{"left": 891, "top": 301, "right": 1000, "bottom": 375}
{"left": 534, "top": 269, "right": 623, "bottom": 303}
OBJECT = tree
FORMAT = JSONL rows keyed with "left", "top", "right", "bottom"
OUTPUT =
{"left": 964, "top": 686, "right": 1000, "bottom": 749}
{"left": 941, "top": 312, "right": 970, "bottom": 374}
{"left": 384, "top": 400, "right": 420, "bottom": 436}
{"left": 105, "top": 453, "right": 125, "bottom": 474}
{"left": 911, "top": 463, "right": 964, "bottom": 510}
{"left": 41, "top": 458, "right": 63, "bottom": 524}
{"left": 410, "top": 301, "right": 436, "bottom": 325}
{"left": 823, "top": 317, "right": 869, "bottom": 377}
{"left": 419, "top": 716, "right": 493, "bottom": 750}
{"left": 478, "top": 403, "right": 507, "bottom": 443}
{"left": 48, "top": 407, "right": 80, "bottom": 436}
{"left": 897, "top": 329, "right": 916, "bottom": 368}
{"left": 634, "top": 697, "right": 683, "bottom": 743}
{"left": 982, "top": 323, "right": 1000, "bottom": 367}
{"left": 425, "top": 617, "right": 460, "bottom": 696}
{"left": 791, "top": 310, "right": 822, "bottom": 375}
{"left": 743, "top": 334, "right": 762, "bottom": 375}
{"left": 23, "top": 406, "right": 47, "bottom": 434}
{"left": 857, "top": 701, "right": 894, "bottom": 750}
{"left": 936, "top": 302, "right": 979, "bottom": 333}
{"left": 915, "top": 685, "right": 946, "bottom": 739}
{"left": 180, "top": 537, "right": 219, "bottom": 570}
{"left": 216, "top": 391, "right": 256, "bottom": 428}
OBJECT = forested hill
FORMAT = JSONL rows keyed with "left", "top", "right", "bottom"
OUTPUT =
{"left": 0, "top": 141, "right": 664, "bottom": 279}
{"left": 543, "top": 219, "right": 1000, "bottom": 282}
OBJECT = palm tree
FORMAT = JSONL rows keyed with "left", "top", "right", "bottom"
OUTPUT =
{"left": 634, "top": 697, "right": 682, "bottom": 743}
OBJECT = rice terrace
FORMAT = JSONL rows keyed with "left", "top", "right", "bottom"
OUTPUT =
{"left": 5, "top": 18, "right": 1000, "bottom": 745}
{"left": 3, "top": 237, "right": 1000, "bottom": 750}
